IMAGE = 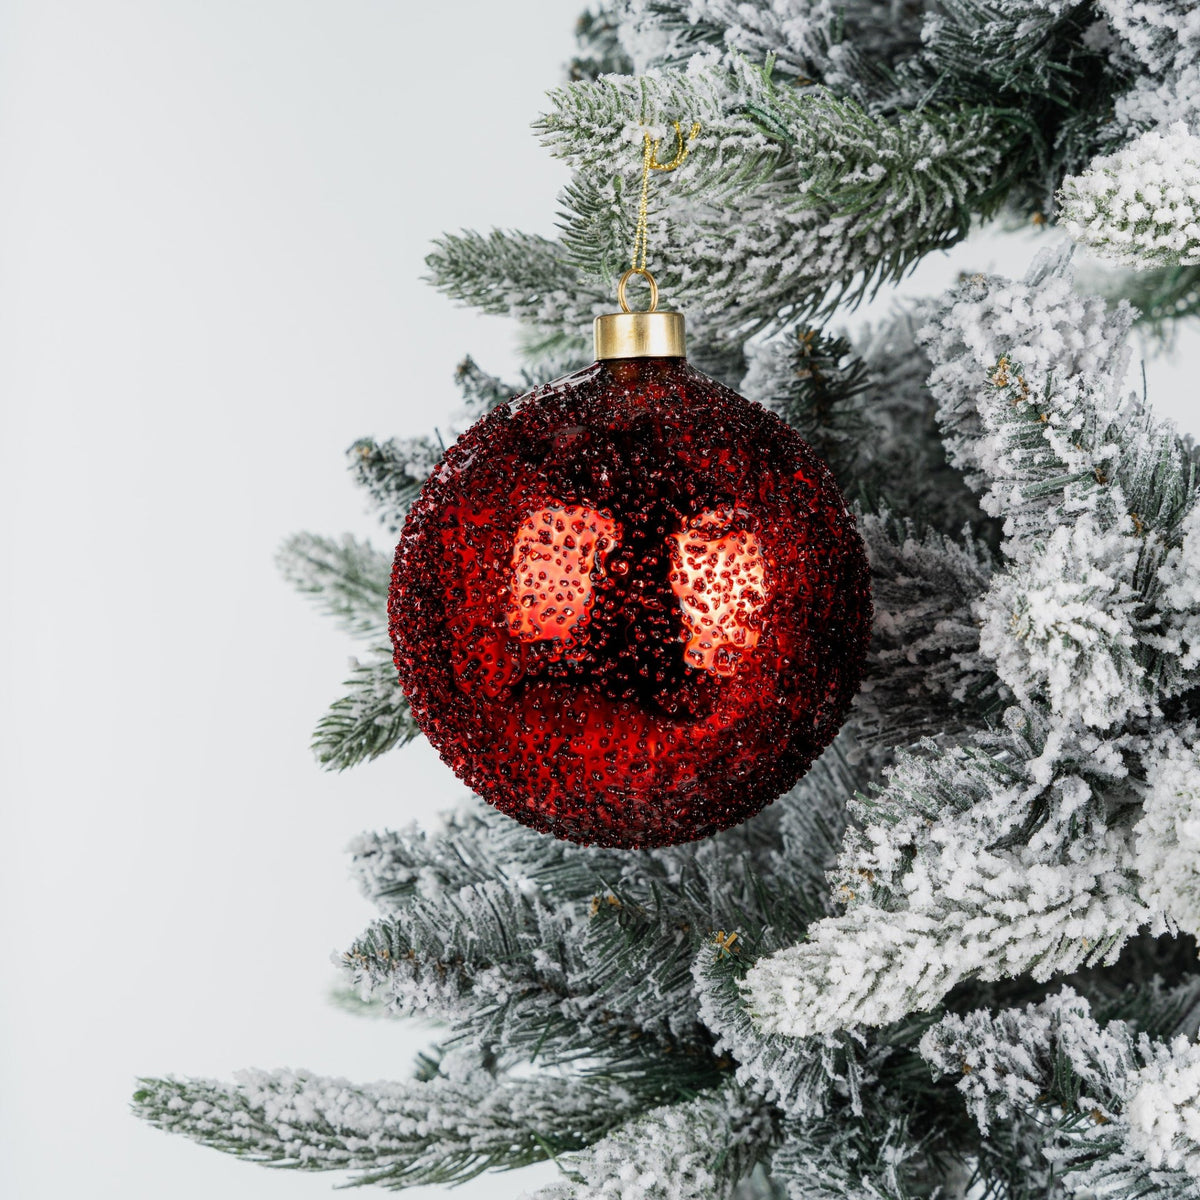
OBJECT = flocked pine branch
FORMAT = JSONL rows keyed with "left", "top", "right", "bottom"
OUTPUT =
{"left": 433, "top": 0, "right": 1150, "bottom": 357}
{"left": 537, "top": 65, "right": 1008, "bottom": 331}
{"left": 344, "top": 361, "right": 519, "bottom": 537}
{"left": 604, "top": 0, "right": 1122, "bottom": 178}
{"left": 609, "top": 0, "right": 922, "bottom": 96}
{"left": 738, "top": 323, "right": 1005, "bottom": 740}
{"left": 741, "top": 305, "right": 985, "bottom": 532}
{"left": 1088, "top": 262, "right": 1200, "bottom": 334}
{"left": 1109, "top": 0, "right": 1200, "bottom": 140}
{"left": 739, "top": 328, "right": 871, "bottom": 481}
{"left": 741, "top": 704, "right": 1164, "bottom": 1038}
{"left": 1097, "top": 0, "right": 1200, "bottom": 76}
{"left": 342, "top": 872, "right": 601, "bottom": 1050}
{"left": 132, "top": 1055, "right": 650, "bottom": 1190}
{"left": 1059, "top": 124, "right": 1200, "bottom": 270}
{"left": 428, "top": 63, "right": 1016, "bottom": 350}
{"left": 453, "top": 354, "right": 520, "bottom": 416}
{"left": 920, "top": 988, "right": 1140, "bottom": 1136}
{"left": 768, "top": 1109, "right": 939, "bottom": 1200}
{"left": 525, "top": 1081, "right": 777, "bottom": 1200}
{"left": 279, "top": 351, "right": 527, "bottom": 772}
{"left": 569, "top": 6, "right": 634, "bottom": 82}
{"left": 920, "top": 987, "right": 1200, "bottom": 1200}
{"left": 1134, "top": 730, "right": 1200, "bottom": 941}
{"left": 426, "top": 229, "right": 604, "bottom": 355}
{"left": 854, "top": 509, "right": 999, "bottom": 745}
{"left": 772, "top": 730, "right": 872, "bottom": 908}
{"left": 348, "top": 802, "right": 625, "bottom": 912}
{"left": 1122, "top": 1041, "right": 1200, "bottom": 1187}
{"left": 692, "top": 939, "right": 877, "bottom": 1121}
{"left": 922, "top": 249, "right": 1200, "bottom": 727}
{"left": 348, "top": 435, "right": 443, "bottom": 536}
{"left": 340, "top": 795, "right": 822, "bottom": 1079}
{"left": 276, "top": 528, "right": 416, "bottom": 769}
{"left": 311, "top": 652, "right": 416, "bottom": 770}
{"left": 1115, "top": 61, "right": 1200, "bottom": 137}
{"left": 276, "top": 532, "right": 391, "bottom": 642}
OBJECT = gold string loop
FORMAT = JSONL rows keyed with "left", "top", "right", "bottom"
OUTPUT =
{"left": 631, "top": 119, "right": 700, "bottom": 276}
{"left": 617, "top": 266, "right": 659, "bottom": 313}
{"left": 647, "top": 121, "right": 700, "bottom": 173}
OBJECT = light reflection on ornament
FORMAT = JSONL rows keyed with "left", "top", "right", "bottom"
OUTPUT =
{"left": 505, "top": 504, "right": 619, "bottom": 659}
{"left": 669, "top": 508, "right": 769, "bottom": 677}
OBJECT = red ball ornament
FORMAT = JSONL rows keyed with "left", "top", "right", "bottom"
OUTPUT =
{"left": 389, "top": 301, "right": 871, "bottom": 849}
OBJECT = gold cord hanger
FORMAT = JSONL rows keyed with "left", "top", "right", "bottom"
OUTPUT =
{"left": 618, "top": 120, "right": 701, "bottom": 313}
{"left": 594, "top": 119, "right": 698, "bottom": 360}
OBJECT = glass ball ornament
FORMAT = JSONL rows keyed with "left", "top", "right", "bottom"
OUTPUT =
{"left": 389, "top": 294, "right": 872, "bottom": 849}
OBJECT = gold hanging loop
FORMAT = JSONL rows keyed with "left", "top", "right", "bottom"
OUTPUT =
{"left": 617, "top": 266, "right": 659, "bottom": 313}
{"left": 647, "top": 121, "right": 700, "bottom": 173}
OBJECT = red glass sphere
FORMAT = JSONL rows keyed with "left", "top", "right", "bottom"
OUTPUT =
{"left": 389, "top": 356, "right": 872, "bottom": 848}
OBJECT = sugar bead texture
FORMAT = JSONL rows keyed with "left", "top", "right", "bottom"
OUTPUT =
{"left": 389, "top": 357, "right": 872, "bottom": 848}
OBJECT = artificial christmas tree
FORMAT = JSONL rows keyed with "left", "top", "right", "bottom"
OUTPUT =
{"left": 136, "top": 3, "right": 1200, "bottom": 1197}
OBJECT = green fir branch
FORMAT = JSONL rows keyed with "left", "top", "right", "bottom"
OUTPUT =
{"left": 426, "top": 228, "right": 610, "bottom": 325}
{"left": 133, "top": 1061, "right": 645, "bottom": 1190}
{"left": 276, "top": 532, "right": 391, "bottom": 642}
{"left": 453, "top": 355, "right": 519, "bottom": 416}
{"left": 568, "top": 7, "right": 634, "bottom": 82}
{"left": 312, "top": 652, "right": 416, "bottom": 771}
{"left": 347, "top": 436, "right": 442, "bottom": 535}
{"left": 540, "top": 66, "right": 1011, "bottom": 328}
{"left": 855, "top": 509, "right": 1001, "bottom": 746}
{"left": 524, "top": 1081, "right": 779, "bottom": 1200}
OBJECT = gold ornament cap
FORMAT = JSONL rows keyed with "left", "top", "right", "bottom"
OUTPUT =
{"left": 594, "top": 268, "right": 686, "bottom": 360}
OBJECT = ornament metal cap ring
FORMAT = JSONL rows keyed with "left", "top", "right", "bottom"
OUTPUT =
{"left": 594, "top": 267, "right": 686, "bottom": 361}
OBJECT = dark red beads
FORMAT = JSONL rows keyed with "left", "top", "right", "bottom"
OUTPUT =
{"left": 389, "top": 356, "right": 872, "bottom": 848}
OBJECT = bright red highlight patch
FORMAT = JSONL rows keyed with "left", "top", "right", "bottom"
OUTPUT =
{"left": 670, "top": 509, "right": 769, "bottom": 677}
{"left": 505, "top": 504, "right": 619, "bottom": 659}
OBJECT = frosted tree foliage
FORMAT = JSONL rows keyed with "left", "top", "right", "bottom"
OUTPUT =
{"left": 1059, "top": 124, "right": 1200, "bottom": 268}
{"left": 525, "top": 1084, "right": 775, "bottom": 1200}
{"left": 1126, "top": 1042, "right": 1200, "bottom": 1180}
{"left": 1136, "top": 732, "right": 1200, "bottom": 940}
{"left": 136, "top": 4, "right": 1200, "bottom": 1199}
{"left": 921, "top": 987, "right": 1200, "bottom": 1198}
{"left": 1060, "top": 4, "right": 1200, "bottom": 265}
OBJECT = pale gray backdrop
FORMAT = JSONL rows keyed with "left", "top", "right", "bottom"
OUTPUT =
{"left": 1, "top": 3, "right": 1196, "bottom": 1198}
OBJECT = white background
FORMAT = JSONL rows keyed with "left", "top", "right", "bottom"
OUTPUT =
{"left": 1, "top": 4, "right": 1196, "bottom": 1199}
